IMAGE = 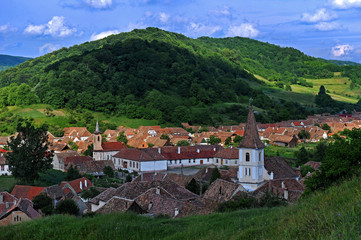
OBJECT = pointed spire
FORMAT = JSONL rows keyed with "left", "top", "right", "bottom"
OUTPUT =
{"left": 96, "top": 121, "right": 99, "bottom": 132}
{"left": 93, "top": 120, "right": 102, "bottom": 135}
{"left": 238, "top": 105, "right": 265, "bottom": 149}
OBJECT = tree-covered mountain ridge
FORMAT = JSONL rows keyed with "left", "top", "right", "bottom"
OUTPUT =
{"left": 0, "top": 54, "right": 31, "bottom": 72}
{"left": 0, "top": 27, "right": 360, "bottom": 126}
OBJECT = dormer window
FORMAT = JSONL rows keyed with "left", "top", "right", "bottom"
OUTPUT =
{"left": 246, "top": 153, "right": 250, "bottom": 162}
{"left": 80, "top": 181, "right": 83, "bottom": 190}
{"left": 85, "top": 180, "right": 87, "bottom": 188}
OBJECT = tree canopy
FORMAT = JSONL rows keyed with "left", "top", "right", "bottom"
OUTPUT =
{"left": 5, "top": 121, "right": 52, "bottom": 184}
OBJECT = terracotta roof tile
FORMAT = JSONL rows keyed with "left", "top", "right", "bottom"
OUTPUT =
{"left": 11, "top": 185, "right": 45, "bottom": 201}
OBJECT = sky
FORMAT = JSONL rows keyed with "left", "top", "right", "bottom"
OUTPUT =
{"left": 1, "top": 0, "right": 361, "bottom": 62}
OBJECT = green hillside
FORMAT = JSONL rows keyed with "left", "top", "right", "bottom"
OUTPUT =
{"left": 0, "top": 28, "right": 360, "bottom": 127}
{"left": 0, "top": 54, "right": 31, "bottom": 71}
{"left": 1, "top": 174, "right": 360, "bottom": 240}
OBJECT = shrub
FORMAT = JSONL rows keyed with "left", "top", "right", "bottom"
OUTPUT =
{"left": 56, "top": 199, "right": 79, "bottom": 216}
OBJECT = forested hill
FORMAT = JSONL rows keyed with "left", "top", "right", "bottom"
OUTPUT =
{"left": 0, "top": 27, "right": 359, "bottom": 126}
{"left": 0, "top": 54, "right": 31, "bottom": 71}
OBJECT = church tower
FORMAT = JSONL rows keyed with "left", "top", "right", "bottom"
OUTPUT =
{"left": 93, "top": 121, "right": 103, "bottom": 154}
{"left": 238, "top": 105, "right": 266, "bottom": 191}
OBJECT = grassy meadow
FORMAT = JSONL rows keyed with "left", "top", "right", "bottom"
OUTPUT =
{"left": 0, "top": 174, "right": 360, "bottom": 240}
{"left": 0, "top": 175, "right": 16, "bottom": 192}
{"left": 253, "top": 72, "right": 360, "bottom": 104}
{"left": 0, "top": 104, "right": 159, "bottom": 134}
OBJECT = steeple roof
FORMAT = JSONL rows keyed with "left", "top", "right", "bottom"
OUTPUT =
{"left": 93, "top": 121, "right": 102, "bottom": 135}
{"left": 238, "top": 106, "right": 265, "bottom": 149}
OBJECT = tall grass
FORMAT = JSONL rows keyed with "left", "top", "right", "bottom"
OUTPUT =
{"left": 1, "top": 175, "right": 360, "bottom": 240}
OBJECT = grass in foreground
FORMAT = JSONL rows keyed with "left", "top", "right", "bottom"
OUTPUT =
{"left": 1, "top": 175, "right": 360, "bottom": 240}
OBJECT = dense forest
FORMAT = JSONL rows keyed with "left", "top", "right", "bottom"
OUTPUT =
{"left": 0, "top": 28, "right": 360, "bottom": 126}
{"left": 0, "top": 54, "right": 31, "bottom": 72}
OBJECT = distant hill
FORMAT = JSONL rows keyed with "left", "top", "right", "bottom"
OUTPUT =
{"left": 0, "top": 54, "right": 31, "bottom": 71}
{"left": 0, "top": 28, "right": 359, "bottom": 126}
{"left": 327, "top": 60, "right": 361, "bottom": 66}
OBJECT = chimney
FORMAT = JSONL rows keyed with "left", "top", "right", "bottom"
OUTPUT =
{"left": 178, "top": 146, "right": 181, "bottom": 154}
{"left": 284, "top": 189, "right": 289, "bottom": 200}
{"left": 174, "top": 208, "right": 179, "bottom": 217}
{"left": 0, "top": 194, "right": 3, "bottom": 203}
{"left": 158, "top": 147, "right": 161, "bottom": 154}
{"left": 197, "top": 149, "right": 200, "bottom": 153}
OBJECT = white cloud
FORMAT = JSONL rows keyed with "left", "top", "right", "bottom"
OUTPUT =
{"left": 0, "top": 24, "right": 16, "bottom": 33}
{"left": 24, "top": 16, "right": 76, "bottom": 37}
{"left": 227, "top": 23, "right": 259, "bottom": 38}
{"left": 331, "top": 44, "right": 354, "bottom": 57}
{"left": 331, "top": 0, "right": 361, "bottom": 9}
{"left": 187, "top": 22, "right": 221, "bottom": 36}
{"left": 39, "top": 43, "right": 60, "bottom": 54}
{"left": 315, "top": 21, "right": 340, "bottom": 31}
{"left": 90, "top": 30, "right": 119, "bottom": 41}
{"left": 209, "top": 6, "right": 231, "bottom": 17}
{"left": 159, "top": 12, "right": 170, "bottom": 23}
{"left": 85, "top": 0, "right": 112, "bottom": 9}
{"left": 301, "top": 8, "right": 336, "bottom": 23}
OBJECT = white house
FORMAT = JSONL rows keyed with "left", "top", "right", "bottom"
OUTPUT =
{"left": 112, "top": 148, "right": 168, "bottom": 172}
{"left": 0, "top": 153, "right": 10, "bottom": 175}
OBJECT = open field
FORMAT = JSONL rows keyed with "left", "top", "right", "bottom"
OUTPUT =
{"left": 0, "top": 175, "right": 16, "bottom": 192}
{"left": 253, "top": 73, "right": 359, "bottom": 104}
{"left": 1, "top": 174, "right": 360, "bottom": 240}
{"left": 1, "top": 104, "right": 159, "bottom": 130}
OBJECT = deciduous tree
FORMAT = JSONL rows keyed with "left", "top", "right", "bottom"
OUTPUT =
{"left": 6, "top": 121, "right": 52, "bottom": 184}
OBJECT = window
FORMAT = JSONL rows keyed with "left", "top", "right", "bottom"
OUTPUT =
{"left": 98, "top": 136, "right": 100, "bottom": 141}
{"left": 85, "top": 180, "right": 87, "bottom": 188}
{"left": 226, "top": 160, "right": 228, "bottom": 164}
{"left": 259, "top": 152, "right": 262, "bottom": 162}
{"left": 246, "top": 153, "right": 250, "bottom": 162}
{"left": 235, "top": 161, "right": 237, "bottom": 164}
{"left": 249, "top": 168, "right": 251, "bottom": 176}
{"left": 80, "top": 181, "right": 83, "bottom": 190}
{"left": 1, "top": 165, "right": 4, "bottom": 171}
{"left": 136, "top": 163, "right": 138, "bottom": 169}
{"left": 216, "top": 159, "right": 219, "bottom": 163}
{"left": 189, "top": 160, "right": 191, "bottom": 163}
{"left": 245, "top": 168, "right": 247, "bottom": 176}
{"left": 193, "top": 159, "right": 195, "bottom": 163}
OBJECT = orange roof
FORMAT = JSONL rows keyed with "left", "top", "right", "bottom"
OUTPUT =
{"left": 60, "top": 177, "right": 93, "bottom": 194}
{"left": 11, "top": 185, "right": 45, "bottom": 200}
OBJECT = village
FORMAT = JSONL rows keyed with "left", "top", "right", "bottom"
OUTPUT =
{"left": 0, "top": 107, "right": 359, "bottom": 226}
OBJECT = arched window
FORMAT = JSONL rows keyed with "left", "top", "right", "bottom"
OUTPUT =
{"left": 246, "top": 153, "right": 250, "bottom": 162}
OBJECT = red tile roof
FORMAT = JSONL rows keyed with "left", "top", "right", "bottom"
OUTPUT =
{"left": 99, "top": 142, "right": 127, "bottom": 151}
{"left": 60, "top": 177, "right": 93, "bottom": 194}
{"left": 214, "top": 148, "right": 238, "bottom": 159}
{"left": 64, "top": 156, "right": 93, "bottom": 166}
{"left": 11, "top": 185, "right": 45, "bottom": 201}
{"left": 113, "top": 148, "right": 167, "bottom": 162}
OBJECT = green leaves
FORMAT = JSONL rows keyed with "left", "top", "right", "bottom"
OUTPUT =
{"left": 5, "top": 121, "right": 52, "bottom": 184}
